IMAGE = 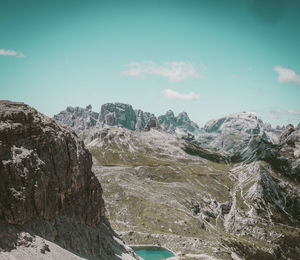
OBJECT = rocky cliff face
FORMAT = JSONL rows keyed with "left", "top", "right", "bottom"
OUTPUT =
{"left": 53, "top": 104, "right": 99, "bottom": 132}
{"left": 0, "top": 101, "right": 138, "bottom": 260}
{"left": 100, "top": 103, "right": 137, "bottom": 131}
{"left": 143, "top": 116, "right": 161, "bottom": 132}
{"left": 52, "top": 103, "right": 300, "bottom": 259}
{"left": 135, "top": 109, "right": 154, "bottom": 130}
{"left": 54, "top": 103, "right": 200, "bottom": 137}
{"left": 158, "top": 110, "right": 200, "bottom": 136}
{"left": 88, "top": 125, "right": 300, "bottom": 259}
{"left": 197, "top": 112, "right": 275, "bottom": 155}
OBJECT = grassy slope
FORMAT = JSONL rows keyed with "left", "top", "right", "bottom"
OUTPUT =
{"left": 89, "top": 129, "right": 299, "bottom": 259}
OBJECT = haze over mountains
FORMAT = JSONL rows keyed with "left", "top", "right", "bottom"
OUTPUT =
{"left": 1, "top": 101, "right": 299, "bottom": 259}
{"left": 52, "top": 102, "right": 300, "bottom": 259}
{"left": 1, "top": 0, "right": 300, "bottom": 259}
{"left": 53, "top": 102, "right": 292, "bottom": 154}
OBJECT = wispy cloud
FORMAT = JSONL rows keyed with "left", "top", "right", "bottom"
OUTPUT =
{"left": 122, "top": 61, "right": 203, "bottom": 82}
{"left": 270, "top": 109, "right": 300, "bottom": 120}
{"left": 0, "top": 49, "right": 25, "bottom": 58}
{"left": 274, "top": 66, "right": 300, "bottom": 86}
{"left": 161, "top": 89, "right": 200, "bottom": 100}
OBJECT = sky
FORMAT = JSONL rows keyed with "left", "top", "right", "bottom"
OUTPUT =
{"left": 1, "top": 0, "right": 300, "bottom": 127}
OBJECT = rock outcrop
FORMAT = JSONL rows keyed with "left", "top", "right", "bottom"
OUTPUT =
{"left": 198, "top": 112, "right": 272, "bottom": 155}
{"left": 52, "top": 102, "right": 300, "bottom": 259}
{"left": 135, "top": 109, "right": 154, "bottom": 130}
{"left": 0, "top": 101, "right": 138, "bottom": 260}
{"left": 53, "top": 104, "right": 99, "bottom": 132}
{"left": 100, "top": 103, "right": 137, "bottom": 131}
{"left": 279, "top": 124, "right": 295, "bottom": 143}
{"left": 54, "top": 103, "right": 155, "bottom": 136}
{"left": 88, "top": 124, "right": 300, "bottom": 259}
{"left": 143, "top": 116, "right": 161, "bottom": 131}
{"left": 158, "top": 110, "right": 200, "bottom": 136}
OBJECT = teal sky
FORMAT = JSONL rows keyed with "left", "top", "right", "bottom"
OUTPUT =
{"left": 1, "top": 0, "right": 300, "bottom": 126}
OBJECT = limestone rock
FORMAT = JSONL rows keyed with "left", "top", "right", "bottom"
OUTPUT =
{"left": 0, "top": 101, "right": 139, "bottom": 260}
{"left": 158, "top": 110, "right": 200, "bottom": 136}
{"left": 53, "top": 104, "right": 99, "bottom": 132}
{"left": 143, "top": 116, "right": 161, "bottom": 131}
{"left": 198, "top": 112, "right": 272, "bottom": 155}
{"left": 279, "top": 124, "right": 295, "bottom": 143}
{"left": 135, "top": 109, "right": 154, "bottom": 130}
{"left": 100, "top": 103, "right": 137, "bottom": 130}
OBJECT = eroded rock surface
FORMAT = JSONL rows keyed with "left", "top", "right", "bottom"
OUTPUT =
{"left": 158, "top": 110, "right": 200, "bottom": 136}
{"left": 0, "top": 101, "right": 139, "bottom": 260}
{"left": 53, "top": 104, "right": 99, "bottom": 132}
{"left": 87, "top": 125, "right": 300, "bottom": 259}
{"left": 100, "top": 103, "right": 137, "bottom": 131}
{"left": 197, "top": 112, "right": 279, "bottom": 155}
{"left": 143, "top": 116, "right": 161, "bottom": 131}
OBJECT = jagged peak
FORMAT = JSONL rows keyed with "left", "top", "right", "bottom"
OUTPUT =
{"left": 101, "top": 102, "right": 134, "bottom": 110}
{"left": 204, "top": 111, "right": 265, "bottom": 133}
{"left": 143, "top": 116, "right": 161, "bottom": 131}
{"left": 177, "top": 111, "right": 188, "bottom": 117}
{"left": 86, "top": 104, "right": 92, "bottom": 110}
{"left": 165, "top": 109, "right": 175, "bottom": 117}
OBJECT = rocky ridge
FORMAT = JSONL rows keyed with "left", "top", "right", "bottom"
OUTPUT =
{"left": 0, "top": 101, "right": 139, "bottom": 260}
{"left": 158, "top": 110, "right": 201, "bottom": 136}
{"left": 53, "top": 103, "right": 201, "bottom": 140}
{"left": 197, "top": 112, "right": 281, "bottom": 156}
{"left": 53, "top": 104, "right": 100, "bottom": 132}
{"left": 52, "top": 102, "right": 300, "bottom": 259}
{"left": 86, "top": 124, "right": 299, "bottom": 259}
{"left": 53, "top": 103, "right": 287, "bottom": 153}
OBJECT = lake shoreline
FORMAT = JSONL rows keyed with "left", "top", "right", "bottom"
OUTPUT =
{"left": 129, "top": 244, "right": 177, "bottom": 259}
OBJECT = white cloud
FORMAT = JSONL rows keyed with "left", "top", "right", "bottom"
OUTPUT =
{"left": 274, "top": 66, "right": 300, "bottom": 86}
{"left": 270, "top": 109, "right": 300, "bottom": 120}
{"left": 271, "top": 109, "right": 300, "bottom": 116}
{"left": 161, "top": 89, "right": 200, "bottom": 100}
{"left": 122, "top": 61, "right": 203, "bottom": 81}
{"left": 0, "top": 49, "right": 25, "bottom": 58}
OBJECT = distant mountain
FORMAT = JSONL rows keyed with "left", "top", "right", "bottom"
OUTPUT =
{"left": 135, "top": 109, "right": 154, "bottom": 130}
{"left": 53, "top": 104, "right": 290, "bottom": 156}
{"left": 53, "top": 104, "right": 99, "bottom": 132}
{"left": 100, "top": 103, "right": 137, "bottom": 130}
{"left": 53, "top": 102, "right": 200, "bottom": 138}
{"left": 87, "top": 124, "right": 300, "bottom": 259}
{"left": 51, "top": 102, "right": 300, "bottom": 259}
{"left": 158, "top": 110, "right": 200, "bottom": 136}
{"left": 197, "top": 112, "right": 283, "bottom": 155}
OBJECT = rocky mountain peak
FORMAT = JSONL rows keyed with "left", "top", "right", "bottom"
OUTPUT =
{"left": 158, "top": 110, "right": 176, "bottom": 133}
{"left": 54, "top": 105, "right": 99, "bottom": 132}
{"left": 279, "top": 124, "right": 295, "bottom": 143}
{"left": 0, "top": 101, "right": 103, "bottom": 226}
{"left": 0, "top": 101, "right": 138, "bottom": 259}
{"left": 199, "top": 112, "right": 272, "bottom": 155}
{"left": 165, "top": 109, "right": 175, "bottom": 118}
{"left": 204, "top": 112, "right": 264, "bottom": 135}
{"left": 100, "top": 102, "right": 137, "bottom": 130}
{"left": 158, "top": 110, "right": 200, "bottom": 136}
{"left": 135, "top": 109, "right": 154, "bottom": 130}
{"left": 176, "top": 111, "right": 194, "bottom": 126}
{"left": 143, "top": 116, "right": 161, "bottom": 131}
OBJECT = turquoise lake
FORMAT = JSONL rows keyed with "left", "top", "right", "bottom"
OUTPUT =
{"left": 133, "top": 246, "right": 174, "bottom": 260}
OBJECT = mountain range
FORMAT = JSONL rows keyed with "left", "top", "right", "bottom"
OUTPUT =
{"left": 1, "top": 101, "right": 299, "bottom": 260}
{"left": 53, "top": 102, "right": 291, "bottom": 155}
{"left": 53, "top": 102, "right": 300, "bottom": 259}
